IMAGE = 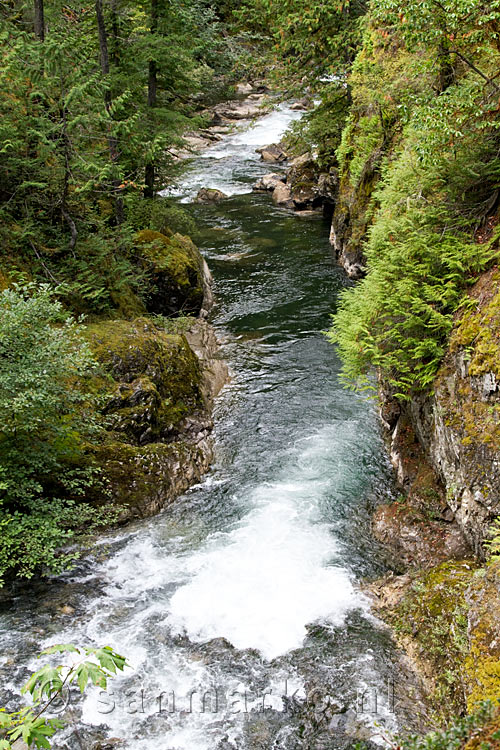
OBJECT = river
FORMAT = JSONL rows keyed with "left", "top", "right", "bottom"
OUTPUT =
{"left": 0, "top": 103, "right": 423, "bottom": 750}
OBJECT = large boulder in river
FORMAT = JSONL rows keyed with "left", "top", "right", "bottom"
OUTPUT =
{"left": 287, "top": 152, "right": 320, "bottom": 209}
{"left": 86, "top": 317, "right": 227, "bottom": 519}
{"left": 134, "top": 229, "right": 208, "bottom": 317}
{"left": 196, "top": 188, "right": 228, "bottom": 203}
{"left": 253, "top": 173, "right": 285, "bottom": 192}
{"left": 256, "top": 143, "right": 288, "bottom": 163}
{"left": 214, "top": 101, "right": 264, "bottom": 120}
{"left": 272, "top": 183, "right": 294, "bottom": 208}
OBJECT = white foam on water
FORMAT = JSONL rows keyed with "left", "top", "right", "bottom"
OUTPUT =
{"left": 166, "top": 424, "right": 365, "bottom": 661}
{"left": 163, "top": 103, "right": 303, "bottom": 201}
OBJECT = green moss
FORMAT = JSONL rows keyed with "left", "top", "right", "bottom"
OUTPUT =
{"left": 134, "top": 229, "right": 205, "bottom": 316}
{"left": 465, "top": 562, "right": 500, "bottom": 711}
{"left": 85, "top": 317, "right": 203, "bottom": 441}
{"left": 391, "top": 560, "right": 477, "bottom": 720}
{"left": 92, "top": 440, "right": 194, "bottom": 514}
{"left": 451, "top": 272, "right": 500, "bottom": 380}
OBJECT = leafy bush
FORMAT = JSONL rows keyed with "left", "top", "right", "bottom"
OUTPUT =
{"left": 0, "top": 285, "right": 113, "bottom": 583}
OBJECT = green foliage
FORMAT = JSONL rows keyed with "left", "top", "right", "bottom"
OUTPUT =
{"left": 0, "top": 284, "right": 115, "bottom": 583}
{"left": 329, "top": 0, "right": 500, "bottom": 399}
{"left": 0, "top": 0, "right": 236, "bottom": 314}
{"left": 235, "top": 0, "right": 367, "bottom": 86}
{"left": 485, "top": 517, "right": 500, "bottom": 563}
{"left": 126, "top": 197, "right": 198, "bottom": 239}
{"left": 399, "top": 703, "right": 499, "bottom": 750}
{"left": 285, "top": 83, "right": 351, "bottom": 168}
{"left": 0, "top": 644, "right": 127, "bottom": 749}
{"left": 329, "top": 208, "right": 492, "bottom": 398}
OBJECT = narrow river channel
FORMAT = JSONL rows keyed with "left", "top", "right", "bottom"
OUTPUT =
{"left": 0, "top": 104, "right": 424, "bottom": 750}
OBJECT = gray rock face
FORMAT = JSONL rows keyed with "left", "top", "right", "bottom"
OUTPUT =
{"left": 381, "top": 315, "right": 500, "bottom": 557}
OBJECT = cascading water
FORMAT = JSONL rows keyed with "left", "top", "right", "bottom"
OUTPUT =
{"left": 0, "top": 103, "right": 424, "bottom": 750}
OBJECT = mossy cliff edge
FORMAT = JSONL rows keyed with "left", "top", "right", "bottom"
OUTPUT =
{"left": 299, "top": 9, "right": 500, "bottom": 732}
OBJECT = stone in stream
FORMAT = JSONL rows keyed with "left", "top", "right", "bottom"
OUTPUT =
{"left": 214, "top": 100, "right": 264, "bottom": 120}
{"left": 290, "top": 98, "right": 312, "bottom": 111}
{"left": 196, "top": 187, "right": 228, "bottom": 203}
{"left": 253, "top": 172, "right": 285, "bottom": 192}
{"left": 272, "top": 182, "right": 294, "bottom": 209}
{"left": 256, "top": 143, "right": 288, "bottom": 162}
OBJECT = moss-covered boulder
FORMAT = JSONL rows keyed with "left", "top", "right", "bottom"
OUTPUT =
{"left": 87, "top": 317, "right": 204, "bottom": 444}
{"left": 374, "top": 560, "right": 476, "bottom": 722}
{"left": 134, "top": 229, "right": 206, "bottom": 317}
{"left": 85, "top": 316, "right": 226, "bottom": 520}
{"left": 93, "top": 439, "right": 214, "bottom": 519}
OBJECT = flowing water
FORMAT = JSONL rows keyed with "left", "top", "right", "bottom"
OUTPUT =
{"left": 0, "top": 104, "right": 424, "bottom": 750}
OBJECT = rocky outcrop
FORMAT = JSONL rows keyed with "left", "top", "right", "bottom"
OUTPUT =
{"left": 87, "top": 317, "right": 228, "bottom": 521}
{"left": 84, "top": 228, "right": 227, "bottom": 521}
{"left": 252, "top": 151, "right": 337, "bottom": 214}
{"left": 272, "top": 182, "right": 294, "bottom": 208}
{"left": 252, "top": 172, "right": 285, "bottom": 192}
{"left": 381, "top": 268, "right": 500, "bottom": 557}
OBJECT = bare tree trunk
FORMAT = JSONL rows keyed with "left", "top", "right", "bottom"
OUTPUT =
{"left": 144, "top": 0, "right": 159, "bottom": 199}
{"left": 34, "top": 0, "right": 44, "bottom": 40}
{"left": 95, "top": 0, "right": 124, "bottom": 224}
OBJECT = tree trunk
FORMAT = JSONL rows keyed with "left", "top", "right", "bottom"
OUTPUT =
{"left": 144, "top": 0, "right": 159, "bottom": 199}
{"left": 95, "top": 0, "right": 124, "bottom": 224}
{"left": 34, "top": 0, "right": 44, "bottom": 40}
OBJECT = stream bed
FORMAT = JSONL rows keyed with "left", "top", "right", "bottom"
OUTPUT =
{"left": 0, "top": 103, "right": 425, "bottom": 750}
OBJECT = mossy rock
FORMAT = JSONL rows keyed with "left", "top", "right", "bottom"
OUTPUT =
{"left": 134, "top": 229, "right": 205, "bottom": 316}
{"left": 86, "top": 317, "right": 204, "bottom": 443}
{"left": 93, "top": 438, "right": 212, "bottom": 519}
{"left": 390, "top": 560, "right": 477, "bottom": 720}
{"left": 465, "top": 561, "right": 500, "bottom": 711}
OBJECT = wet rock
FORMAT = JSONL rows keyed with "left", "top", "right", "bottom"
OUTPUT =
{"left": 256, "top": 143, "right": 288, "bottom": 163}
{"left": 252, "top": 173, "right": 285, "bottom": 192}
{"left": 272, "top": 183, "right": 294, "bottom": 208}
{"left": 59, "top": 604, "right": 75, "bottom": 615}
{"left": 92, "top": 740, "right": 123, "bottom": 750}
{"left": 290, "top": 99, "right": 311, "bottom": 111}
{"left": 216, "top": 736, "right": 237, "bottom": 750}
{"left": 196, "top": 188, "right": 228, "bottom": 203}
